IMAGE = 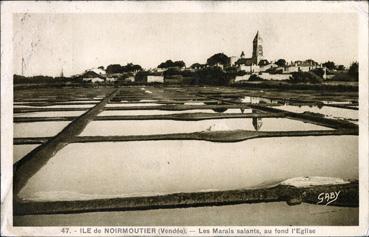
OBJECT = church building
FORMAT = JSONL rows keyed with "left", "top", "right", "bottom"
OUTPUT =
{"left": 234, "top": 31, "right": 265, "bottom": 73}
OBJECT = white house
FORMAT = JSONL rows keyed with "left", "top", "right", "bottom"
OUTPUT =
{"left": 235, "top": 74, "right": 251, "bottom": 82}
{"left": 126, "top": 76, "right": 135, "bottom": 82}
{"left": 86, "top": 68, "right": 106, "bottom": 76}
{"left": 147, "top": 75, "right": 164, "bottom": 83}
{"left": 258, "top": 73, "right": 290, "bottom": 80}
{"left": 81, "top": 70, "right": 106, "bottom": 83}
{"left": 106, "top": 77, "right": 117, "bottom": 82}
{"left": 240, "top": 64, "right": 260, "bottom": 73}
{"left": 286, "top": 60, "right": 319, "bottom": 72}
{"left": 82, "top": 78, "right": 105, "bottom": 83}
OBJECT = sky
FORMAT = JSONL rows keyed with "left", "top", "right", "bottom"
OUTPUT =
{"left": 13, "top": 13, "right": 358, "bottom": 77}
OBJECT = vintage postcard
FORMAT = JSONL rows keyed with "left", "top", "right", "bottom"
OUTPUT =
{"left": 1, "top": 1, "right": 368, "bottom": 236}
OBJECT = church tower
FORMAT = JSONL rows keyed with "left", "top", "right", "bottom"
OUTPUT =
{"left": 252, "top": 31, "right": 263, "bottom": 65}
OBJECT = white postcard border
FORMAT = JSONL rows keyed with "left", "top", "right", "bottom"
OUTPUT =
{"left": 1, "top": 1, "right": 368, "bottom": 236}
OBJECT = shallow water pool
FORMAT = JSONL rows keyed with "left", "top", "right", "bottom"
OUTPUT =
{"left": 278, "top": 105, "right": 358, "bottom": 121}
{"left": 14, "top": 122, "right": 70, "bottom": 138}
{"left": 14, "top": 100, "right": 99, "bottom": 105}
{"left": 18, "top": 136, "right": 357, "bottom": 201}
{"left": 14, "top": 111, "right": 86, "bottom": 118}
{"left": 98, "top": 108, "right": 253, "bottom": 116}
{"left": 105, "top": 103, "right": 163, "bottom": 107}
{"left": 14, "top": 104, "right": 94, "bottom": 109}
{"left": 80, "top": 118, "right": 331, "bottom": 136}
{"left": 14, "top": 144, "right": 40, "bottom": 163}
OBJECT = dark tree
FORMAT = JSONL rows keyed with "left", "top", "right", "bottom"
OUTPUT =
{"left": 158, "top": 60, "right": 173, "bottom": 69}
{"left": 131, "top": 64, "right": 143, "bottom": 72}
{"left": 322, "top": 61, "right": 336, "bottom": 70}
{"left": 194, "top": 66, "right": 231, "bottom": 85}
{"left": 173, "top": 60, "right": 186, "bottom": 68}
{"left": 106, "top": 63, "right": 142, "bottom": 74}
{"left": 224, "top": 66, "right": 238, "bottom": 73}
{"left": 290, "top": 71, "right": 323, "bottom": 83}
{"left": 164, "top": 67, "right": 181, "bottom": 77}
{"left": 190, "top": 63, "right": 202, "bottom": 69}
{"left": 305, "top": 59, "right": 318, "bottom": 66}
{"left": 275, "top": 59, "right": 286, "bottom": 67}
{"left": 206, "top": 53, "right": 230, "bottom": 66}
{"left": 98, "top": 66, "right": 104, "bottom": 70}
{"left": 311, "top": 68, "right": 325, "bottom": 78}
{"left": 135, "top": 71, "right": 149, "bottom": 82}
{"left": 122, "top": 63, "right": 142, "bottom": 72}
{"left": 249, "top": 74, "right": 264, "bottom": 81}
{"left": 348, "top": 62, "right": 358, "bottom": 79}
{"left": 158, "top": 60, "right": 176, "bottom": 69}
{"left": 258, "top": 59, "right": 269, "bottom": 66}
{"left": 336, "top": 65, "right": 345, "bottom": 71}
{"left": 106, "top": 64, "right": 123, "bottom": 74}
{"left": 158, "top": 60, "right": 185, "bottom": 69}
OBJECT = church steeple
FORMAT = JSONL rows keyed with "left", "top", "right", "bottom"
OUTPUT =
{"left": 252, "top": 31, "right": 263, "bottom": 64}
{"left": 253, "top": 31, "right": 259, "bottom": 41}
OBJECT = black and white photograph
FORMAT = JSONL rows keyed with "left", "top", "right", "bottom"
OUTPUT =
{"left": 1, "top": 1, "right": 368, "bottom": 236}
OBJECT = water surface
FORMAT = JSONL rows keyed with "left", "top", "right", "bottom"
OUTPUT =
{"left": 14, "top": 104, "right": 94, "bottom": 109}
{"left": 98, "top": 109, "right": 253, "bottom": 116}
{"left": 14, "top": 101, "right": 99, "bottom": 105}
{"left": 14, "top": 111, "right": 86, "bottom": 118}
{"left": 105, "top": 103, "right": 162, "bottom": 107}
{"left": 278, "top": 105, "right": 358, "bottom": 121}
{"left": 18, "top": 136, "right": 357, "bottom": 201}
{"left": 14, "top": 122, "right": 70, "bottom": 138}
{"left": 14, "top": 144, "right": 39, "bottom": 163}
{"left": 80, "top": 118, "right": 331, "bottom": 136}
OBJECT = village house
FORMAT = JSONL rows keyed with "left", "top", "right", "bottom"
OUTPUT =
{"left": 147, "top": 75, "right": 164, "bottom": 83}
{"left": 81, "top": 70, "right": 105, "bottom": 83}
{"left": 125, "top": 76, "right": 135, "bottom": 82}
{"left": 232, "top": 31, "right": 327, "bottom": 82}
{"left": 284, "top": 60, "right": 320, "bottom": 73}
{"left": 234, "top": 31, "right": 264, "bottom": 73}
{"left": 190, "top": 63, "right": 206, "bottom": 71}
{"left": 88, "top": 67, "right": 106, "bottom": 76}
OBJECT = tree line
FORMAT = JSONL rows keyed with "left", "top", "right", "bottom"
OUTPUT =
{"left": 14, "top": 51, "right": 359, "bottom": 85}
{"left": 104, "top": 63, "right": 142, "bottom": 74}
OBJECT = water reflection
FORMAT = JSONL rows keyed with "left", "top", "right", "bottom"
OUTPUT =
{"left": 252, "top": 117, "right": 263, "bottom": 131}
{"left": 251, "top": 109, "right": 263, "bottom": 131}
{"left": 211, "top": 107, "right": 246, "bottom": 113}
{"left": 212, "top": 107, "right": 228, "bottom": 113}
{"left": 241, "top": 96, "right": 281, "bottom": 105}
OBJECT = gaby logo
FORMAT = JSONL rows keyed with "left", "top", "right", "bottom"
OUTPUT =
{"left": 317, "top": 191, "right": 341, "bottom": 206}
